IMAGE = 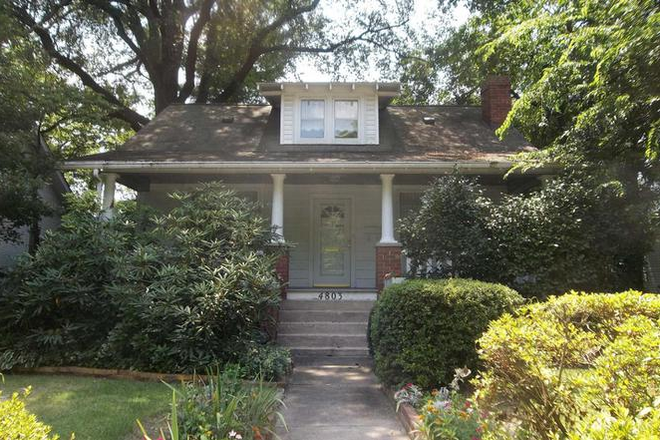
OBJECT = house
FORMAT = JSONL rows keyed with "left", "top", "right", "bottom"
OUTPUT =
{"left": 0, "top": 138, "right": 70, "bottom": 272}
{"left": 62, "top": 76, "right": 546, "bottom": 298}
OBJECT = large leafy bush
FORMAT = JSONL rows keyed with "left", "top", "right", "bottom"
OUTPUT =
{"left": 101, "top": 185, "right": 282, "bottom": 372}
{"left": 399, "top": 173, "right": 653, "bottom": 297}
{"left": 399, "top": 173, "right": 496, "bottom": 279}
{"left": 477, "top": 291, "right": 660, "bottom": 440}
{"left": 369, "top": 278, "right": 523, "bottom": 388}
{"left": 0, "top": 192, "right": 148, "bottom": 368}
{"left": 0, "top": 184, "right": 290, "bottom": 377}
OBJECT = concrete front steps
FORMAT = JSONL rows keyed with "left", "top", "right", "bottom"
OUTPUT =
{"left": 278, "top": 295, "right": 375, "bottom": 359}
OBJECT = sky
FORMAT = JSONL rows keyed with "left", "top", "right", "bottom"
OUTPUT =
{"left": 284, "top": 0, "right": 470, "bottom": 82}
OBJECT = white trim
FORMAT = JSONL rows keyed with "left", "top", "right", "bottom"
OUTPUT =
{"left": 293, "top": 94, "right": 367, "bottom": 144}
{"left": 378, "top": 174, "right": 398, "bottom": 245}
{"left": 270, "top": 174, "right": 286, "bottom": 243}
{"left": 99, "top": 172, "right": 118, "bottom": 219}
{"left": 62, "top": 160, "right": 535, "bottom": 174}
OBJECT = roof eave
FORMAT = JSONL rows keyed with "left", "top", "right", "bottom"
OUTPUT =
{"left": 59, "top": 160, "right": 553, "bottom": 175}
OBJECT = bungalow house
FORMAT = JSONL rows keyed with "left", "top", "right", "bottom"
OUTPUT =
{"left": 63, "top": 76, "right": 546, "bottom": 356}
{"left": 63, "top": 76, "right": 544, "bottom": 295}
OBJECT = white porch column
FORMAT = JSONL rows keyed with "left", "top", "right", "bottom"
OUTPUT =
{"left": 379, "top": 174, "right": 398, "bottom": 244}
{"left": 99, "top": 172, "right": 118, "bottom": 219}
{"left": 271, "top": 174, "right": 286, "bottom": 242}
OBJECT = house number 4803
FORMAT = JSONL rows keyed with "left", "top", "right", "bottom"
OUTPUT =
{"left": 318, "top": 291, "right": 343, "bottom": 300}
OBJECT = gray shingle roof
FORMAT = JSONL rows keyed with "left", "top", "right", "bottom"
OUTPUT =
{"left": 67, "top": 104, "right": 533, "bottom": 164}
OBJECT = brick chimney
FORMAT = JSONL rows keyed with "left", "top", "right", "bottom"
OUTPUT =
{"left": 481, "top": 75, "right": 512, "bottom": 127}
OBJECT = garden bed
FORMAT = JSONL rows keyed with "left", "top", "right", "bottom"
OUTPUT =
{"left": 381, "top": 385, "right": 419, "bottom": 440}
{"left": 12, "top": 365, "right": 286, "bottom": 387}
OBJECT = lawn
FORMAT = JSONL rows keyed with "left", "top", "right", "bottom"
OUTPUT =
{"left": 1, "top": 374, "right": 172, "bottom": 440}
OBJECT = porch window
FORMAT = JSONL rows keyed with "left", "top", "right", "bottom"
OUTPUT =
{"left": 334, "top": 100, "right": 358, "bottom": 139}
{"left": 399, "top": 192, "right": 423, "bottom": 220}
{"left": 300, "top": 100, "right": 325, "bottom": 139}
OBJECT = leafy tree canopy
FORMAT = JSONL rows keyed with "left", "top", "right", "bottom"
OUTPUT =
{"left": 400, "top": 0, "right": 660, "bottom": 174}
{"left": 9, "top": 0, "right": 416, "bottom": 130}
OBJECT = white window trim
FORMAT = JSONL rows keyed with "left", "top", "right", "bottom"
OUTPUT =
{"left": 293, "top": 95, "right": 365, "bottom": 144}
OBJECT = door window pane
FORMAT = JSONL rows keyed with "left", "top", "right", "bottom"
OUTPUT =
{"left": 334, "top": 100, "right": 358, "bottom": 139}
{"left": 300, "top": 100, "right": 325, "bottom": 138}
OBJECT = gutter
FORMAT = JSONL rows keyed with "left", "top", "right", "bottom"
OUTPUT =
{"left": 60, "top": 160, "right": 551, "bottom": 175}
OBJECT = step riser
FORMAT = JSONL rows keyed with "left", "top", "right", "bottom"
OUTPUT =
{"left": 279, "top": 322, "right": 368, "bottom": 334}
{"left": 280, "top": 300, "right": 374, "bottom": 311}
{"left": 278, "top": 334, "right": 368, "bottom": 347}
{"left": 286, "top": 292, "right": 377, "bottom": 301}
{"left": 279, "top": 310, "right": 370, "bottom": 323}
{"left": 290, "top": 347, "right": 370, "bottom": 357}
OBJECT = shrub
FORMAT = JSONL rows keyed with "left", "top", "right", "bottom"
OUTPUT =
{"left": 0, "top": 192, "right": 150, "bottom": 369}
{"left": 477, "top": 290, "right": 660, "bottom": 440}
{"left": 399, "top": 174, "right": 654, "bottom": 298}
{"left": 0, "top": 183, "right": 290, "bottom": 376}
{"left": 0, "top": 387, "right": 58, "bottom": 440}
{"left": 399, "top": 172, "right": 497, "bottom": 279}
{"left": 369, "top": 279, "right": 523, "bottom": 389}
{"left": 238, "top": 343, "right": 292, "bottom": 381}
{"left": 101, "top": 184, "right": 283, "bottom": 373}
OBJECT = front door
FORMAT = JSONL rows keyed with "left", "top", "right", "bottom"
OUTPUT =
{"left": 313, "top": 199, "right": 352, "bottom": 287}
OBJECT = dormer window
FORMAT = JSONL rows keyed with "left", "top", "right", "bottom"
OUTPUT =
{"left": 258, "top": 82, "right": 400, "bottom": 146}
{"left": 334, "top": 100, "right": 358, "bottom": 139}
{"left": 298, "top": 98, "right": 361, "bottom": 143}
{"left": 300, "top": 100, "right": 325, "bottom": 139}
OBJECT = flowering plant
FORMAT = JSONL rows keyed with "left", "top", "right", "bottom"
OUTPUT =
{"left": 415, "top": 368, "right": 491, "bottom": 440}
{"left": 394, "top": 383, "right": 424, "bottom": 409}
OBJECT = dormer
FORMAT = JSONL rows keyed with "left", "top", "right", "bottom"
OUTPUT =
{"left": 258, "top": 82, "right": 400, "bottom": 145}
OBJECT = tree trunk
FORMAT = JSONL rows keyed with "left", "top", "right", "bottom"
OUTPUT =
{"left": 28, "top": 217, "right": 40, "bottom": 255}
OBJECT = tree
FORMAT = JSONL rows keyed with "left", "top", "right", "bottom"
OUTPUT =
{"left": 0, "top": 5, "right": 132, "bottom": 251}
{"left": 10, "top": 0, "right": 413, "bottom": 130}
{"left": 397, "top": 0, "right": 660, "bottom": 285}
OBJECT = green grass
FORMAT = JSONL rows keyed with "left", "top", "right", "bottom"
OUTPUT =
{"left": 1, "top": 374, "right": 171, "bottom": 440}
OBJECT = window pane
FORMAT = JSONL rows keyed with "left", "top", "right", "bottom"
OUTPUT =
{"left": 335, "top": 100, "right": 358, "bottom": 138}
{"left": 301, "top": 100, "right": 325, "bottom": 138}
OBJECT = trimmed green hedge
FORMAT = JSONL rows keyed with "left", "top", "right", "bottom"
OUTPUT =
{"left": 369, "top": 278, "right": 523, "bottom": 389}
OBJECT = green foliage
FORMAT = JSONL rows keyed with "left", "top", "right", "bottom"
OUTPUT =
{"left": 238, "top": 343, "right": 292, "bottom": 382}
{"left": 399, "top": 172, "right": 496, "bottom": 280}
{"left": 102, "top": 184, "right": 283, "bottom": 373}
{"left": 141, "top": 367, "right": 284, "bottom": 440}
{"left": 400, "top": 173, "right": 654, "bottom": 297}
{"left": 0, "top": 192, "right": 147, "bottom": 369}
{"left": 0, "top": 387, "right": 58, "bottom": 440}
{"left": 369, "top": 278, "right": 523, "bottom": 389}
{"left": 477, "top": 291, "right": 660, "bottom": 440}
{"left": 2, "top": 374, "right": 171, "bottom": 440}
{"left": 417, "top": 388, "right": 489, "bottom": 440}
{"left": 0, "top": 5, "right": 133, "bottom": 245}
{"left": 0, "top": 184, "right": 290, "bottom": 377}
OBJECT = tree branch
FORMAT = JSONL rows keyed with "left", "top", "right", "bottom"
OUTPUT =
{"left": 12, "top": 4, "right": 150, "bottom": 130}
{"left": 215, "top": 0, "right": 322, "bottom": 102}
{"left": 178, "top": 0, "right": 214, "bottom": 102}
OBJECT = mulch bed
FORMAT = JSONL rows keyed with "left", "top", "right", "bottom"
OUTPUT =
{"left": 11, "top": 365, "right": 286, "bottom": 387}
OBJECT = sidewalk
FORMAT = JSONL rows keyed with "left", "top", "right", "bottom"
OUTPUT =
{"left": 276, "top": 357, "right": 409, "bottom": 440}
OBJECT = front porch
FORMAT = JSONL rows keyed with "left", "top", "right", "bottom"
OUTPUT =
{"left": 95, "top": 169, "right": 541, "bottom": 295}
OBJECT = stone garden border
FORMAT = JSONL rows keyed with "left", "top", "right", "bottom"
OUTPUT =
{"left": 11, "top": 365, "right": 286, "bottom": 387}
{"left": 380, "top": 385, "right": 420, "bottom": 440}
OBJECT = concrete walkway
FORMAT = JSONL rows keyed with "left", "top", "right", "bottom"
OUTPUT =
{"left": 276, "top": 357, "right": 409, "bottom": 440}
